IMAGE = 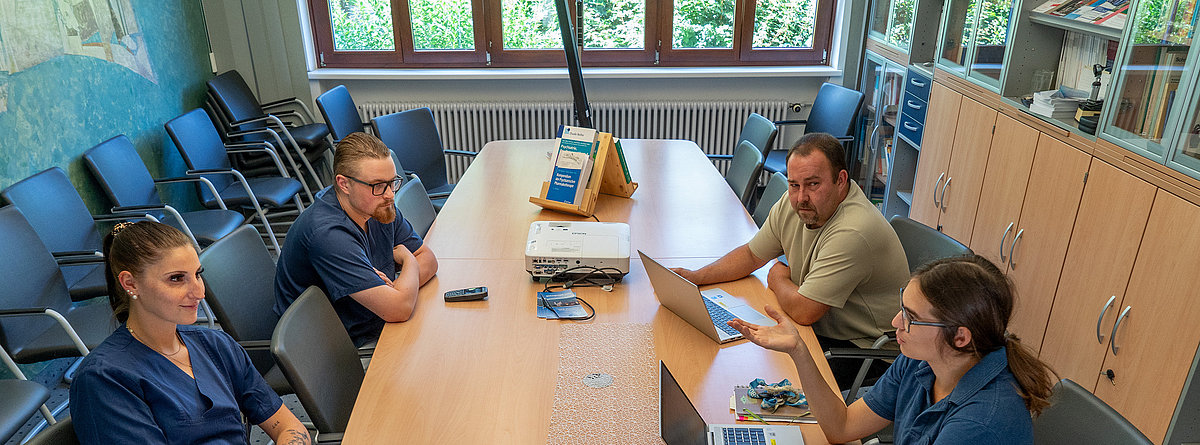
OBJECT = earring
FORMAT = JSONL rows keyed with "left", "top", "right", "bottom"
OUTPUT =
{"left": 127, "top": 290, "right": 138, "bottom": 300}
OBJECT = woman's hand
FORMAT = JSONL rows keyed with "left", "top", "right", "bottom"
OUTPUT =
{"left": 728, "top": 305, "right": 806, "bottom": 355}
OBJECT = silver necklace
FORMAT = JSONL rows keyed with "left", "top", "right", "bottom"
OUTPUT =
{"left": 129, "top": 327, "right": 191, "bottom": 368}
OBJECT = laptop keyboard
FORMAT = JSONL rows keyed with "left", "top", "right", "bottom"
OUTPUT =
{"left": 704, "top": 298, "right": 742, "bottom": 337}
{"left": 721, "top": 427, "right": 768, "bottom": 444}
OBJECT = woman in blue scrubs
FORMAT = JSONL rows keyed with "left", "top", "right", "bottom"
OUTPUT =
{"left": 69, "top": 222, "right": 311, "bottom": 444}
{"left": 729, "top": 254, "right": 1056, "bottom": 445}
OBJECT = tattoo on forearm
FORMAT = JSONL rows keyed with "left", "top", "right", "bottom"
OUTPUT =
{"left": 282, "top": 428, "right": 311, "bottom": 445}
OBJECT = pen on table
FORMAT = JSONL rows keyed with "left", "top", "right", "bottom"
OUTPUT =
{"left": 742, "top": 409, "right": 769, "bottom": 425}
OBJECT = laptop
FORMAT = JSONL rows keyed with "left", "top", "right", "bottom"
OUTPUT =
{"left": 639, "top": 250, "right": 774, "bottom": 343}
{"left": 661, "top": 361, "right": 805, "bottom": 445}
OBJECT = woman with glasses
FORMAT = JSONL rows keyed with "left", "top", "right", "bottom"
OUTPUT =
{"left": 70, "top": 221, "right": 310, "bottom": 444}
{"left": 729, "top": 254, "right": 1055, "bottom": 444}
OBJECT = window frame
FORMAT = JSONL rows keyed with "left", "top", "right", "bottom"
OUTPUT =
{"left": 309, "top": 0, "right": 836, "bottom": 69}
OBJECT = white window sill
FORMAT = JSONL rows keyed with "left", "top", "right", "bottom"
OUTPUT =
{"left": 307, "top": 65, "right": 841, "bottom": 81}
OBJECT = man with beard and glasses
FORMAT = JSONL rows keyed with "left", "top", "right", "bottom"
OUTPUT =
{"left": 672, "top": 132, "right": 908, "bottom": 389}
{"left": 274, "top": 132, "right": 438, "bottom": 347}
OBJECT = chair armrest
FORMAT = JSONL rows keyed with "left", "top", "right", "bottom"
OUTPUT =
{"left": 427, "top": 192, "right": 452, "bottom": 200}
{"left": 835, "top": 135, "right": 855, "bottom": 142}
{"left": 229, "top": 115, "right": 273, "bottom": 127}
{"left": 706, "top": 154, "right": 733, "bottom": 161}
{"left": 773, "top": 119, "right": 808, "bottom": 126}
{"left": 824, "top": 348, "right": 899, "bottom": 361}
{"left": 314, "top": 432, "right": 344, "bottom": 444}
{"left": 444, "top": 149, "right": 477, "bottom": 158}
{"left": 0, "top": 308, "right": 90, "bottom": 355}
{"left": 187, "top": 168, "right": 237, "bottom": 175}
{"left": 153, "top": 177, "right": 229, "bottom": 210}
{"left": 111, "top": 204, "right": 167, "bottom": 212}
{"left": 52, "top": 251, "right": 104, "bottom": 266}
{"left": 0, "top": 307, "right": 50, "bottom": 316}
{"left": 51, "top": 250, "right": 102, "bottom": 258}
{"left": 112, "top": 205, "right": 201, "bottom": 249}
{"left": 238, "top": 340, "right": 272, "bottom": 350}
{"left": 357, "top": 345, "right": 375, "bottom": 358}
{"left": 260, "top": 97, "right": 300, "bottom": 109}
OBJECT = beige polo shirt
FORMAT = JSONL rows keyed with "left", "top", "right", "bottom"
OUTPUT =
{"left": 748, "top": 183, "right": 909, "bottom": 347}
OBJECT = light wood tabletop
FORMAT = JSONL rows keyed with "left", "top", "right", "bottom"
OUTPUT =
{"left": 343, "top": 140, "right": 839, "bottom": 444}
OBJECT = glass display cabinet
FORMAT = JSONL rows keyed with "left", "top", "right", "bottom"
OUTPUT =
{"left": 1167, "top": 75, "right": 1200, "bottom": 177}
{"left": 857, "top": 52, "right": 908, "bottom": 207}
{"left": 868, "top": 0, "right": 946, "bottom": 63}
{"left": 937, "top": 0, "right": 1018, "bottom": 90}
{"left": 1100, "top": 0, "right": 1198, "bottom": 162}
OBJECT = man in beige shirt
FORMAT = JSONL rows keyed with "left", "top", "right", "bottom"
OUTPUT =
{"left": 674, "top": 132, "right": 909, "bottom": 388}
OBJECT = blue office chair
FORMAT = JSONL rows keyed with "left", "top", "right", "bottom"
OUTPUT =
{"left": 394, "top": 173, "right": 437, "bottom": 238}
{"left": 765, "top": 82, "right": 865, "bottom": 176}
{"left": 752, "top": 172, "right": 789, "bottom": 226}
{"left": 724, "top": 140, "right": 765, "bottom": 209}
{"left": 1033, "top": 379, "right": 1153, "bottom": 444}
{"left": 23, "top": 416, "right": 77, "bottom": 445}
{"left": 165, "top": 108, "right": 308, "bottom": 253}
{"left": 315, "top": 85, "right": 368, "bottom": 143}
{"left": 83, "top": 135, "right": 246, "bottom": 247}
{"left": 0, "top": 373, "right": 52, "bottom": 444}
{"left": 371, "top": 107, "right": 477, "bottom": 212}
{"left": 0, "top": 167, "right": 152, "bottom": 302}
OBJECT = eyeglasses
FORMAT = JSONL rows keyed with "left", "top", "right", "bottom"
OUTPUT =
{"left": 344, "top": 175, "right": 403, "bottom": 196}
{"left": 899, "top": 292, "right": 950, "bottom": 331}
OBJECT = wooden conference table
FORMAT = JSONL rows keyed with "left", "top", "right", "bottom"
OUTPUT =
{"left": 343, "top": 139, "right": 840, "bottom": 444}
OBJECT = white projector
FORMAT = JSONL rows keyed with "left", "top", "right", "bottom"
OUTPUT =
{"left": 525, "top": 221, "right": 631, "bottom": 280}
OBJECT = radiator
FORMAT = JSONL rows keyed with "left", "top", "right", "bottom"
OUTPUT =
{"left": 359, "top": 101, "right": 789, "bottom": 182}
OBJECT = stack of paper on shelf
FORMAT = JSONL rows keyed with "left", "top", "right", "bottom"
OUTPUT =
{"left": 1029, "top": 88, "right": 1088, "bottom": 119}
{"left": 545, "top": 125, "right": 599, "bottom": 205}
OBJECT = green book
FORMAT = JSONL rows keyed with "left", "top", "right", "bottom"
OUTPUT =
{"left": 613, "top": 137, "right": 632, "bottom": 183}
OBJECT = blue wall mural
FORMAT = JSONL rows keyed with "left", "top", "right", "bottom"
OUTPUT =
{"left": 0, "top": 0, "right": 213, "bottom": 211}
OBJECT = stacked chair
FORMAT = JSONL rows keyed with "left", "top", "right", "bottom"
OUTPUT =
{"left": 165, "top": 108, "right": 307, "bottom": 254}
{"left": 372, "top": 107, "right": 476, "bottom": 211}
{"left": 315, "top": 85, "right": 369, "bottom": 143}
{"left": 206, "top": 70, "right": 332, "bottom": 197}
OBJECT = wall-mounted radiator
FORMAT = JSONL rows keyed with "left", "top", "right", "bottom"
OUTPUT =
{"left": 359, "top": 100, "right": 789, "bottom": 182}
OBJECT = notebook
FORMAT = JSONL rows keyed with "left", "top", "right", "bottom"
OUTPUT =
{"left": 639, "top": 250, "right": 774, "bottom": 344}
{"left": 661, "top": 361, "right": 805, "bottom": 445}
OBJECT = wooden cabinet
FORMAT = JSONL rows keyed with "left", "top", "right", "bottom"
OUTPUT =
{"left": 1038, "top": 159, "right": 1155, "bottom": 389}
{"left": 1094, "top": 189, "right": 1200, "bottom": 442}
{"left": 968, "top": 114, "right": 1040, "bottom": 267}
{"left": 1002, "top": 134, "right": 1091, "bottom": 354}
{"left": 937, "top": 96, "right": 997, "bottom": 242}
{"left": 910, "top": 83, "right": 962, "bottom": 227}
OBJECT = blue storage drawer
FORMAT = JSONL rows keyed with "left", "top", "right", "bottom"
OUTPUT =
{"left": 905, "top": 69, "right": 932, "bottom": 102}
{"left": 897, "top": 112, "right": 924, "bottom": 146}
{"left": 902, "top": 92, "right": 928, "bottom": 124}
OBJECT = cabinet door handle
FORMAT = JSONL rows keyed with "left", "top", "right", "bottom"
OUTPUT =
{"left": 999, "top": 222, "right": 1014, "bottom": 262}
{"left": 1110, "top": 305, "right": 1132, "bottom": 355}
{"left": 1008, "top": 228, "right": 1024, "bottom": 269}
{"left": 910, "top": 78, "right": 927, "bottom": 88}
{"left": 940, "top": 177, "right": 952, "bottom": 211}
{"left": 933, "top": 172, "right": 945, "bottom": 206}
{"left": 906, "top": 100, "right": 923, "bottom": 110}
{"left": 1096, "top": 295, "right": 1117, "bottom": 344}
{"left": 903, "top": 121, "right": 920, "bottom": 131}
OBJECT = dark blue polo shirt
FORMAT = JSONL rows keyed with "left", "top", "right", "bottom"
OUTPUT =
{"left": 863, "top": 348, "right": 1034, "bottom": 444}
{"left": 274, "top": 186, "right": 422, "bottom": 346}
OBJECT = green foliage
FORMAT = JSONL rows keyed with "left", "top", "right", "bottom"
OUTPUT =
{"left": 584, "top": 0, "right": 644, "bottom": 48}
{"left": 502, "top": 0, "right": 561, "bottom": 49}
{"left": 330, "top": 0, "right": 395, "bottom": 51}
{"left": 673, "top": 0, "right": 735, "bottom": 48}
{"left": 410, "top": 0, "right": 475, "bottom": 50}
{"left": 886, "top": 0, "right": 915, "bottom": 48}
{"left": 975, "top": 0, "right": 1012, "bottom": 46}
{"left": 754, "top": 0, "right": 816, "bottom": 48}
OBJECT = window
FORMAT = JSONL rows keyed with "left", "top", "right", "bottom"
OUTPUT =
{"left": 309, "top": 0, "right": 835, "bottom": 68}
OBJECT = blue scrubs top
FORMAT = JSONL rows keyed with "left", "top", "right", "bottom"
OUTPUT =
{"left": 862, "top": 348, "right": 1033, "bottom": 445}
{"left": 70, "top": 325, "right": 283, "bottom": 445}
{"left": 274, "top": 186, "right": 422, "bottom": 346}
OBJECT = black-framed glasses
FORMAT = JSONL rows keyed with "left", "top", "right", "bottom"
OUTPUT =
{"left": 344, "top": 175, "right": 402, "bottom": 196}
{"left": 899, "top": 292, "right": 950, "bottom": 331}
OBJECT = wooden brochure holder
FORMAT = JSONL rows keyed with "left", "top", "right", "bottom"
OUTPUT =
{"left": 530, "top": 132, "right": 638, "bottom": 217}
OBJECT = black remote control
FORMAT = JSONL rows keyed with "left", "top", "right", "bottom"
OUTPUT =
{"left": 444, "top": 286, "right": 488, "bottom": 302}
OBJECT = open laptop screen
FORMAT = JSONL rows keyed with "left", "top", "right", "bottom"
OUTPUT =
{"left": 661, "top": 361, "right": 708, "bottom": 445}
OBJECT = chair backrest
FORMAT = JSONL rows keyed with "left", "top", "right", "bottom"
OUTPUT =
{"left": 889, "top": 215, "right": 971, "bottom": 273}
{"left": 1033, "top": 379, "right": 1153, "bottom": 445}
{"left": 395, "top": 174, "right": 436, "bottom": 238}
{"left": 83, "top": 135, "right": 162, "bottom": 208}
{"left": 272, "top": 286, "right": 364, "bottom": 436}
{"left": 724, "top": 140, "right": 764, "bottom": 208}
{"left": 0, "top": 206, "right": 75, "bottom": 356}
{"left": 372, "top": 108, "right": 450, "bottom": 192}
{"left": 753, "top": 172, "right": 788, "bottom": 226}
{"left": 806, "top": 82, "right": 866, "bottom": 138}
{"left": 206, "top": 70, "right": 267, "bottom": 128}
{"left": 316, "top": 85, "right": 365, "bottom": 142}
{"left": 0, "top": 378, "right": 50, "bottom": 443}
{"left": 198, "top": 225, "right": 279, "bottom": 342}
{"left": 165, "top": 108, "right": 235, "bottom": 200}
{"left": 739, "top": 113, "right": 779, "bottom": 156}
{"left": 0, "top": 167, "right": 103, "bottom": 254}
{"left": 24, "top": 416, "right": 78, "bottom": 445}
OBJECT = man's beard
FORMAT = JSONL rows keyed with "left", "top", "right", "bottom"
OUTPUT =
{"left": 372, "top": 202, "right": 396, "bottom": 224}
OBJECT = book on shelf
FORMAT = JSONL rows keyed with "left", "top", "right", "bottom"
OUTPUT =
{"left": 545, "top": 125, "right": 599, "bottom": 205}
{"left": 612, "top": 137, "right": 632, "bottom": 183}
{"left": 731, "top": 386, "right": 816, "bottom": 423}
{"left": 1033, "top": 0, "right": 1129, "bottom": 30}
